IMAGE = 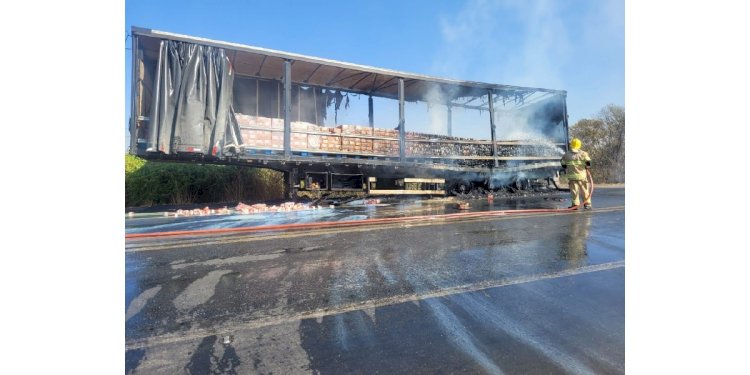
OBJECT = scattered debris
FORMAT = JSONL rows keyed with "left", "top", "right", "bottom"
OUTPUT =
{"left": 453, "top": 186, "right": 564, "bottom": 201}
{"left": 171, "top": 206, "right": 227, "bottom": 217}
{"left": 164, "top": 202, "right": 322, "bottom": 218}
{"left": 234, "top": 202, "right": 319, "bottom": 214}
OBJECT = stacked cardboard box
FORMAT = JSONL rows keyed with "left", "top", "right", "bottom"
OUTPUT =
{"left": 234, "top": 113, "right": 561, "bottom": 158}
{"left": 340, "top": 124, "right": 380, "bottom": 136}
{"left": 319, "top": 129, "right": 342, "bottom": 152}
{"left": 338, "top": 125, "right": 399, "bottom": 155}
{"left": 237, "top": 114, "right": 284, "bottom": 149}
{"left": 290, "top": 133, "right": 306, "bottom": 150}
{"left": 235, "top": 114, "right": 283, "bottom": 130}
{"left": 339, "top": 137, "right": 374, "bottom": 153}
{"left": 374, "top": 128, "right": 398, "bottom": 138}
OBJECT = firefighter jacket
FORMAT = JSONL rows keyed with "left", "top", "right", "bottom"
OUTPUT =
{"left": 561, "top": 149, "right": 591, "bottom": 181}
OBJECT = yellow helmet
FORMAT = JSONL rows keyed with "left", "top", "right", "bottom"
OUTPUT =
{"left": 570, "top": 138, "right": 582, "bottom": 150}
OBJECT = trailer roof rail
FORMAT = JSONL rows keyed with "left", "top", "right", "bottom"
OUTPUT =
{"left": 132, "top": 26, "right": 565, "bottom": 110}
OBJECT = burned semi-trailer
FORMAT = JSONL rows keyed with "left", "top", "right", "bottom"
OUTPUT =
{"left": 128, "top": 27, "right": 569, "bottom": 198}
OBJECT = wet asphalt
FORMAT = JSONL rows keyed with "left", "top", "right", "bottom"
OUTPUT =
{"left": 125, "top": 188, "right": 625, "bottom": 374}
{"left": 125, "top": 191, "right": 570, "bottom": 235}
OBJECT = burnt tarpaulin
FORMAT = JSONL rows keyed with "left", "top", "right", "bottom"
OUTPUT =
{"left": 148, "top": 40, "right": 239, "bottom": 156}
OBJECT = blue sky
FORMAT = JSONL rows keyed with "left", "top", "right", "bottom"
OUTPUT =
{"left": 125, "top": 0, "right": 623, "bottom": 148}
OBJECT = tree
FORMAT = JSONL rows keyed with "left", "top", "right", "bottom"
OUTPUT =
{"left": 570, "top": 104, "right": 625, "bottom": 183}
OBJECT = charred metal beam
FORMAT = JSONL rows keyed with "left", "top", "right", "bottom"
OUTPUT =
{"left": 283, "top": 60, "right": 292, "bottom": 158}
{"left": 447, "top": 102, "right": 489, "bottom": 111}
{"left": 462, "top": 96, "right": 479, "bottom": 105}
{"left": 448, "top": 96, "right": 539, "bottom": 111}
{"left": 488, "top": 89, "right": 499, "bottom": 168}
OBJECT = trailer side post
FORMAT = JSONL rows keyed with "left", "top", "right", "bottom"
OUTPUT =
{"left": 147, "top": 40, "right": 163, "bottom": 152}
{"left": 398, "top": 78, "right": 405, "bottom": 161}
{"left": 297, "top": 85, "right": 301, "bottom": 121}
{"left": 488, "top": 89, "right": 499, "bottom": 167}
{"left": 283, "top": 60, "right": 292, "bottom": 158}
{"left": 290, "top": 167, "right": 299, "bottom": 200}
{"left": 314, "top": 89, "right": 318, "bottom": 125}
{"left": 368, "top": 95, "right": 374, "bottom": 128}
{"left": 283, "top": 168, "right": 298, "bottom": 200}
{"left": 284, "top": 170, "right": 289, "bottom": 197}
{"left": 129, "top": 34, "right": 139, "bottom": 153}
{"left": 447, "top": 104, "right": 452, "bottom": 136}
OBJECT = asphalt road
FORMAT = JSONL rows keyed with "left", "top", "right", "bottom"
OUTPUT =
{"left": 125, "top": 188, "right": 625, "bottom": 374}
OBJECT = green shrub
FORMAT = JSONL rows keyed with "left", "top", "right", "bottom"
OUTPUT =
{"left": 125, "top": 155, "right": 283, "bottom": 207}
{"left": 125, "top": 154, "right": 147, "bottom": 176}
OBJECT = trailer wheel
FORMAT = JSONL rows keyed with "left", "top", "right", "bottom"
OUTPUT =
{"left": 457, "top": 180, "right": 472, "bottom": 194}
{"left": 447, "top": 179, "right": 472, "bottom": 196}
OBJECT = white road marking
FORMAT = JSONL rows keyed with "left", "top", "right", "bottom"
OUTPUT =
{"left": 126, "top": 285, "right": 162, "bottom": 322}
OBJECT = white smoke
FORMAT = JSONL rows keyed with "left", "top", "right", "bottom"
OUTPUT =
{"left": 433, "top": 0, "right": 571, "bottom": 88}
{"left": 428, "top": 0, "right": 573, "bottom": 146}
{"left": 432, "top": 0, "right": 624, "bottom": 127}
{"left": 423, "top": 87, "right": 447, "bottom": 134}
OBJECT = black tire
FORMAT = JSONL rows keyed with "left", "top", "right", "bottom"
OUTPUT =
{"left": 447, "top": 179, "right": 472, "bottom": 196}
{"left": 457, "top": 180, "right": 471, "bottom": 194}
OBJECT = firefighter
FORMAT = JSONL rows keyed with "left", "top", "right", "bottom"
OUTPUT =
{"left": 561, "top": 138, "right": 592, "bottom": 209}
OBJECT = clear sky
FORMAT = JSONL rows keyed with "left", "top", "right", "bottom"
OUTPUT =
{"left": 125, "top": 0, "right": 624, "bottom": 149}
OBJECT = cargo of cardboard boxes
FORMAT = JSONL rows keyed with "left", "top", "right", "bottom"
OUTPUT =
{"left": 235, "top": 113, "right": 558, "bottom": 158}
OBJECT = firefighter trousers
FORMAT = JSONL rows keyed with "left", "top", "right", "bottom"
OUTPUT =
{"left": 569, "top": 180, "right": 591, "bottom": 206}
